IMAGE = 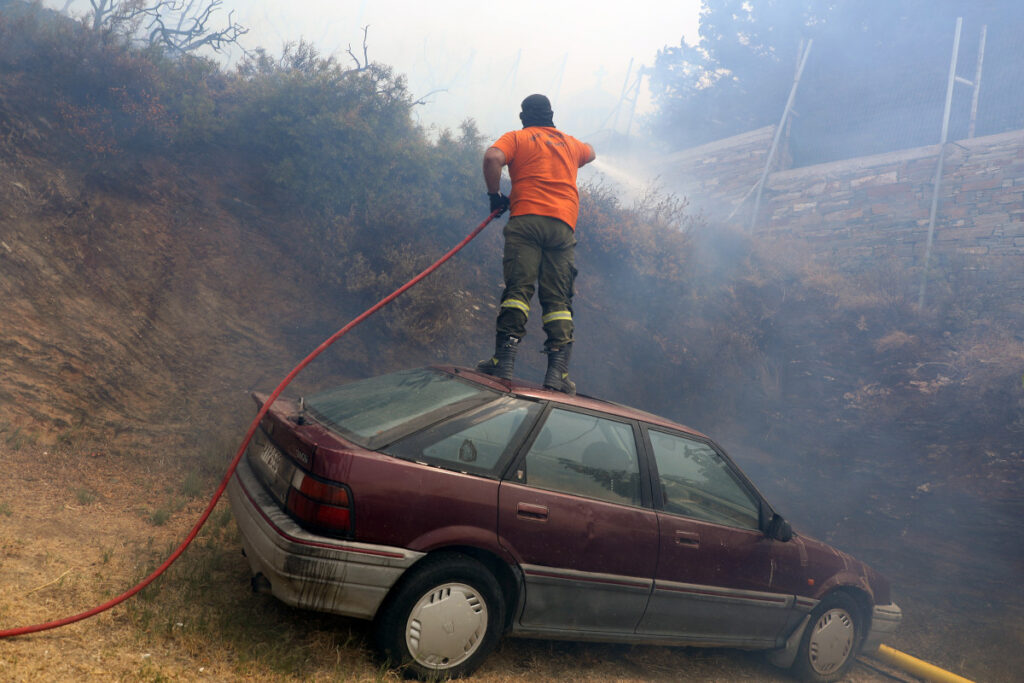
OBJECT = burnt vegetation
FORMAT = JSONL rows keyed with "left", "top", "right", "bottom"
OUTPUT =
{"left": 0, "top": 2, "right": 1021, "bottom": 681}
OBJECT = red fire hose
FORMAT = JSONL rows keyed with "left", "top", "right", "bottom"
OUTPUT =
{"left": 0, "top": 210, "right": 501, "bottom": 638}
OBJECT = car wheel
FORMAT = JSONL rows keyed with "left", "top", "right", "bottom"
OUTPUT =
{"left": 374, "top": 553, "right": 504, "bottom": 680}
{"left": 792, "top": 592, "right": 862, "bottom": 683}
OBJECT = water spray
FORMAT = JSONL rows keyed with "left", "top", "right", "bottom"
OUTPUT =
{"left": 586, "top": 157, "right": 650, "bottom": 197}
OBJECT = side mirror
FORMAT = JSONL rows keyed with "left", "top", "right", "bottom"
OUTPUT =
{"left": 767, "top": 514, "right": 793, "bottom": 542}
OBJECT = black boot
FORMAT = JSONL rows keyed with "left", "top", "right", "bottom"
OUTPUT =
{"left": 476, "top": 334, "right": 520, "bottom": 379}
{"left": 543, "top": 344, "right": 576, "bottom": 395}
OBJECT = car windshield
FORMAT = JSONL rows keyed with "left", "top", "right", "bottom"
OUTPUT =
{"left": 305, "top": 368, "right": 497, "bottom": 449}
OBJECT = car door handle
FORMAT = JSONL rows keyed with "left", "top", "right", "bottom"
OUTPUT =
{"left": 516, "top": 502, "right": 549, "bottom": 521}
{"left": 674, "top": 530, "right": 700, "bottom": 548}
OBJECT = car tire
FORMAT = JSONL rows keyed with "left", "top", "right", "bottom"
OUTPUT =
{"left": 792, "top": 592, "right": 863, "bottom": 683}
{"left": 374, "top": 553, "right": 505, "bottom": 680}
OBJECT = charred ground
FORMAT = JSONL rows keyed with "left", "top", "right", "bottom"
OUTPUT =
{"left": 1, "top": 3, "right": 1022, "bottom": 681}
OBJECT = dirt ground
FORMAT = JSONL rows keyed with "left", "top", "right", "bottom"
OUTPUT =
{"left": 0, "top": 442, "right": 943, "bottom": 683}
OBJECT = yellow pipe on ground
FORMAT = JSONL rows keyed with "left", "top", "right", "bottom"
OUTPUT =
{"left": 873, "top": 644, "right": 976, "bottom": 683}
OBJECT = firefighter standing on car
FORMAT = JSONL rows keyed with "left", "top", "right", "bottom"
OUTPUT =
{"left": 477, "top": 94, "right": 596, "bottom": 394}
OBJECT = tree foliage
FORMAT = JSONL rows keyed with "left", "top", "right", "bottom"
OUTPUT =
{"left": 649, "top": 0, "right": 821, "bottom": 147}
{"left": 649, "top": 0, "right": 1024, "bottom": 162}
{"left": 228, "top": 41, "right": 416, "bottom": 218}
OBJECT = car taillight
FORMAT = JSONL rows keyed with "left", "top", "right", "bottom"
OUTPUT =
{"left": 286, "top": 470, "right": 353, "bottom": 536}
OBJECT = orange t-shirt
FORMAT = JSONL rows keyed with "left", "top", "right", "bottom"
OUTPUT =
{"left": 491, "top": 127, "right": 591, "bottom": 230}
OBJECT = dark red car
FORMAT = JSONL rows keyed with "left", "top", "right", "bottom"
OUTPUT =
{"left": 227, "top": 366, "right": 900, "bottom": 681}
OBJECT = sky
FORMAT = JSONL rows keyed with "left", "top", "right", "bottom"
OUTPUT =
{"left": 42, "top": 0, "right": 701, "bottom": 143}
{"left": 221, "top": 0, "right": 702, "bottom": 141}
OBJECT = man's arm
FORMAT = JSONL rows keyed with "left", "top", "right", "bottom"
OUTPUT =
{"left": 580, "top": 143, "right": 596, "bottom": 167}
{"left": 483, "top": 147, "right": 507, "bottom": 193}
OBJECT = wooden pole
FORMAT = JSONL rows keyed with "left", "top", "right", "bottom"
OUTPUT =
{"left": 750, "top": 39, "right": 813, "bottom": 232}
{"left": 967, "top": 25, "right": 987, "bottom": 139}
{"left": 611, "top": 58, "right": 634, "bottom": 132}
{"left": 917, "top": 18, "right": 962, "bottom": 311}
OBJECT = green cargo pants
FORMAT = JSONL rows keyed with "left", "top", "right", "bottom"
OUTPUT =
{"left": 495, "top": 214, "right": 577, "bottom": 350}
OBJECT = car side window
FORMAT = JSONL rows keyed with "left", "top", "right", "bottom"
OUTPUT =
{"left": 648, "top": 429, "right": 760, "bottom": 530}
{"left": 521, "top": 408, "right": 641, "bottom": 506}
{"left": 387, "top": 398, "right": 540, "bottom": 476}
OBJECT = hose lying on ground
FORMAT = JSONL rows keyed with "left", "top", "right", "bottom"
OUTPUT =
{"left": 870, "top": 644, "right": 976, "bottom": 683}
{"left": 0, "top": 210, "right": 501, "bottom": 639}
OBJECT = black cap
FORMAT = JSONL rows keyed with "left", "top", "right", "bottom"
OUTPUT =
{"left": 521, "top": 93, "right": 553, "bottom": 114}
{"left": 519, "top": 93, "right": 554, "bottom": 128}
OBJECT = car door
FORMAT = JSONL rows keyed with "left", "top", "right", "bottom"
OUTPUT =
{"left": 497, "top": 406, "right": 659, "bottom": 634}
{"left": 636, "top": 427, "right": 799, "bottom": 646}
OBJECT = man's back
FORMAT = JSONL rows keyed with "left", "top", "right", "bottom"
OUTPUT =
{"left": 491, "top": 127, "right": 592, "bottom": 230}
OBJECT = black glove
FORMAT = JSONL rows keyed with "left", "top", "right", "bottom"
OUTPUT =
{"left": 488, "top": 192, "right": 510, "bottom": 216}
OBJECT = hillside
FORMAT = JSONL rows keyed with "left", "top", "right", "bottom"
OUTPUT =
{"left": 1, "top": 133, "right": 306, "bottom": 448}
{"left": 1, "top": 3, "right": 1022, "bottom": 681}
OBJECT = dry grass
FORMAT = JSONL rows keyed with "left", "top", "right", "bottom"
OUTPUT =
{"left": 872, "top": 331, "right": 917, "bottom": 353}
{"left": 0, "top": 443, "right": 910, "bottom": 682}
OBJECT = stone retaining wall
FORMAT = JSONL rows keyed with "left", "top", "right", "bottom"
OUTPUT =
{"left": 660, "top": 125, "right": 776, "bottom": 223}
{"left": 661, "top": 127, "right": 1024, "bottom": 290}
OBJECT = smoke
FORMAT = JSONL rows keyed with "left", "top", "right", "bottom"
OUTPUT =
{"left": 20, "top": 1, "right": 1023, "bottom": 677}
{"left": 571, "top": 77, "right": 1023, "bottom": 678}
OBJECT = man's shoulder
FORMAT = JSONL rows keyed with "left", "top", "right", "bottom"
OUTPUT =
{"left": 553, "top": 130, "right": 590, "bottom": 158}
{"left": 545, "top": 128, "right": 586, "bottom": 146}
{"left": 490, "top": 131, "right": 517, "bottom": 156}
{"left": 531, "top": 127, "right": 585, "bottom": 147}
{"left": 493, "top": 129, "right": 525, "bottom": 147}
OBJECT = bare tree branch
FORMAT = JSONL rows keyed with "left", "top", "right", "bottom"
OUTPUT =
{"left": 346, "top": 25, "right": 370, "bottom": 71}
{"left": 80, "top": 0, "right": 247, "bottom": 55}
{"left": 412, "top": 88, "right": 448, "bottom": 106}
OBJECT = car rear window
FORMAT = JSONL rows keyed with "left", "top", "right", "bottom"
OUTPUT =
{"left": 305, "top": 368, "right": 497, "bottom": 449}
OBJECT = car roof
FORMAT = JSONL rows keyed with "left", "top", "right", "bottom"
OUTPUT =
{"left": 439, "top": 365, "right": 710, "bottom": 441}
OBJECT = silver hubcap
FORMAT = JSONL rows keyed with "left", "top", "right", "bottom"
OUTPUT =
{"left": 405, "top": 582, "right": 488, "bottom": 670}
{"left": 808, "top": 607, "right": 855, "bottom": 675}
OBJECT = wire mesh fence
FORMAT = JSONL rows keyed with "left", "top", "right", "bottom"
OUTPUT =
{"left": 789, "top": 16, "right": 1024, "bottom": 167}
